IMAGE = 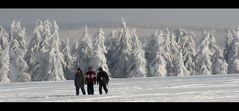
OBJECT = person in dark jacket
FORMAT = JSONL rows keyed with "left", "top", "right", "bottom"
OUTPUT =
{"left": 85, "top": 66, "right": 96, "bottom": 95}
{"left": 97, "top": 67, "right": 109, "bottom": 95}
{"left": 74, "top": 68, "right": 86, "bottom": 96}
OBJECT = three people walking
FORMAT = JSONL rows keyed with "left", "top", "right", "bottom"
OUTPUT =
{"left": 74, "top": 66, "right": 109, "bottom": 96}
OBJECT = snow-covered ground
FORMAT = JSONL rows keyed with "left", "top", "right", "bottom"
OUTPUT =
{"left": 1, "top": 74, "right": 239, "bottom": 102}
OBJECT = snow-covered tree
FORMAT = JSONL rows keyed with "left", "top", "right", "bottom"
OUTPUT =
{"left": 38, "top": 20, "right": 52, "bottom": 53}
{"left": 25, "top": 21, "right": 43, "bottom": 75}
{"left": 31, "top": 20, "right": 52, "bottom": 81}
{"left": 175, "top": 28, "right": 196, "bottom": 75}
{"left": 70, "top": 40, "right": 80, "bottom": 75}
{"left": 0, "top": 26, "right": 9, "bottom": 72}
{"left": 129, "top": 28, "right": 147, "bottom": 77}
{"left": 71, "top": 40, "right": 79, "bottom": 58}
{"left": 196, "top": 31, "right": 218, "bottom": 75}
{"left": 94, "top": 28, "right": 107, "bottom": 55}
{"left": 162, "top": 28, "right": 171, "bottom": 54}
{"left": 208, "top": 32, "right": 218, "bottom": 54}
{"left": 224, "top": 29, "right": 233, "bottom": 62}
{"left": 105, "top": 30, "right": 116, "bottom": 59}
{"left": 75, "top": 25, "right": 94, "bottom": 72}
{"left": 43, "top": 20, "right": 66, "bottom": 81}
{"left": 9, "top": 20, "right": 30, "bottom": 82}
{"left": 0, "top": 42, "right": 11, "bottom": 83}
{"left": 44, "top": 32, "right": 66, "bottom": 81}
{"left": 61, "top": 39, "right": 76, "bottom": 80}
{"left": 91, "top": 28, "right": 111, "bottom": 76}
{"left": 148, "top": 52, "right": 167, "bottom": 77}
{"left": 227, "top": 26, "right": 239, "bottom": 74}
{"left": 169, "top": 33, "right": 180, "bottom": 59}
{"left": 174, "top": 50, "right": 190, "bottom": 76}
{"left": 108, "top": 18, "right": 147, "bottom": 78}
{"left": 147, "top": 29, "right": 167, "bottom": 77}
{"left": 162, "top": 30, "right": 180, "bottom": 76}
{"left": 31, "top": 20, "right": 66, "bottom": 81}
{"left": 212, "top": 47, "right": 228, "bottom": 74}
{"left": 195, "top": 46, "right": 212, "bottom": 75}
{"left": 60, "top": 40, "right": 65, "bottom": 53}
{"left": 0, "top": 26, "right": 9, "bottom": 53}
{"left": 229, "top": 59, "right": 239, "bottom": 74}
{"left": 109, "top": 18, "right": 134, "bottom": 78}
{"left": 146, "top": 29, "right": 161, "bottom": 61}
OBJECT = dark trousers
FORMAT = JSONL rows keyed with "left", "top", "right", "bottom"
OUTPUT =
{"left": 87, "top": 82, "right": 94, "bottom": 95}
{"left": 75, "top": 85, "right": 86, "bottom": 96}
{"left": 99, "top": 83, "right": 108, "bottom": 94}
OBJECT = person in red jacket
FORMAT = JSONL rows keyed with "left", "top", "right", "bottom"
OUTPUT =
{"left": 85, "top": 66, "right": 96, "bottom": 95}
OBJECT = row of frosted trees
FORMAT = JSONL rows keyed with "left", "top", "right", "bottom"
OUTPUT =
{"left": 1, "top": 18, "right": 239, "bottom": 83}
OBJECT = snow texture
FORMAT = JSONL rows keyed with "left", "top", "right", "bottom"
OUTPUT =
{"left": 1, "top": 74, "right": 239, "bottom": 102}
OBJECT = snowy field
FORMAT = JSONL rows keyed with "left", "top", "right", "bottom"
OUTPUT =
{"left": 1, "top": 74, "right": 239, "bottom": 102}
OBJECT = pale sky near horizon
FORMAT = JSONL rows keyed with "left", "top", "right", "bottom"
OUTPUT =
{"left": 1, "top": 9, "right": 239, "bottom": 28}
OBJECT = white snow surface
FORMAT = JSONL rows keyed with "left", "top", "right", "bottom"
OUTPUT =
{"left": 1, "top": 74, "right": 239, "bottom": 102}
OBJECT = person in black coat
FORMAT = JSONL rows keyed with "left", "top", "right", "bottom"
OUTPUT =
{"left": 74, "top": 68, "right": 86, "bottom": 96}
{"left": 97, "top": 67, "right": 109, "bottom": 95}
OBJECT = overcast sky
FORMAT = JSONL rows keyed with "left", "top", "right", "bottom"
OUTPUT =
{"left": 1, "top": 9, "right": 239, "bottom": 28}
